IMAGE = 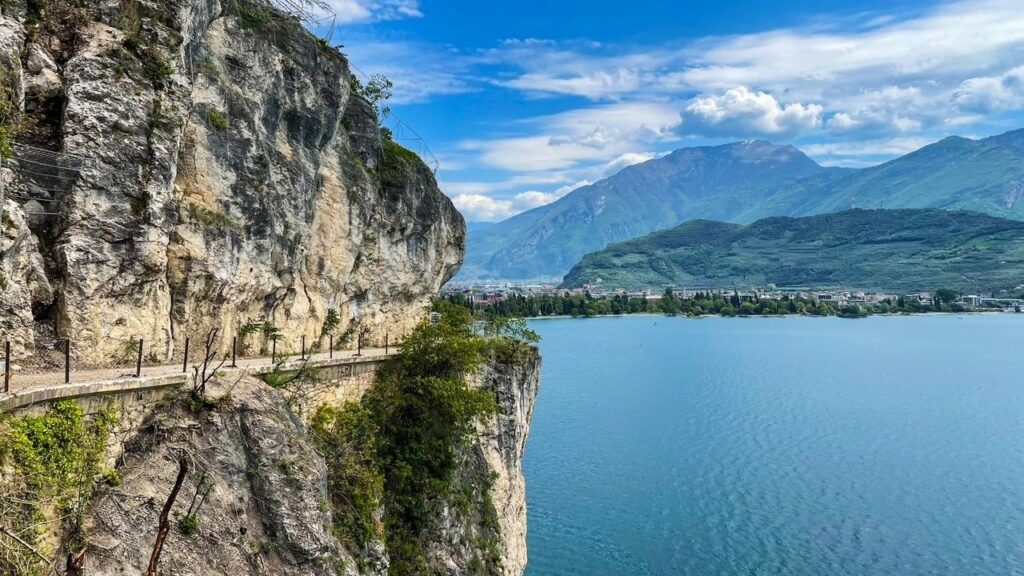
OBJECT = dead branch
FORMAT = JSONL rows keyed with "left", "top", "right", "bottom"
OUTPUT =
{"left": 147, "top": 454, "right": 190, "bottom": 576}
{"left": 192, "top": 329, "right": 227, "bottom": 398}
{"left": 0, "top": 525, "right": 56, "bottom": 574}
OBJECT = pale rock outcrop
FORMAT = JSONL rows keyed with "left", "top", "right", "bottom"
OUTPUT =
{"left": 426, "top": 351, "right": 542, "bottom": 575}
{"left": 0, "top": 201, "right": 54, "bottom": 356}
{"left": 0, "top": 0, "right": 465, "bottom": 366}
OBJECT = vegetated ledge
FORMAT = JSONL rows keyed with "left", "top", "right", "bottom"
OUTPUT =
{"left": 0, "top": 314, "right": 541, "bottom": 576}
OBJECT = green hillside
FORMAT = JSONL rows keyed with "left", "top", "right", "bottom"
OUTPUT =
{"left": 561, "top": 209, "right": 1024, "bottom": 293}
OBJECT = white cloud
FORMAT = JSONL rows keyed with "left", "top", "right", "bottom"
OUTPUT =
{"left": 682, "top": 87, "right": 823, "bottom": 138}
{"left": 499, "top": 69, "right": 645, "bottom": 99}
{"left": 343, "top": 41, "right": 475, "bottom": 104}
{"left": 801, "top": 136, "right": 937, "bottom": 166}
{"left": 461, "top": 101, "right": 682, "bottom": 172}
{"left": 453, "top": 189, "right": 574, "bottom": 221}
{"left": 512, "top": 191, "right": 561, "bottom": 210}
{"left": 825, "top": 86, "right": 934, "bottom": 135}
{"left": 445, "top": 153, "right": 660, "bottom": 221}
{"left": 488, "top": 0, "right": 1024, "bottom": 137}
{"left": 452, "top": 194, "right": 515, "bottom": 221}
{"left": 324, "top": 0, "right": 422, "bottom": 24}
{"left": 953, "top": 66, "right": 1024, "bottom": 112}
{"left": 601, "top": 152, "right": 657, "bottom": 176}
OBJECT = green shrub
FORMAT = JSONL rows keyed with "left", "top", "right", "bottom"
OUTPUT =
{"left": 177, "top": 513, "right": 200, "bottom": 536}
{"left": 322, "top": 308, "right": 340, "bottom": 336}
{"left": 312, "top": 306, "right": 500, "bottom": 574}
{"left": 207, "top": 110, "right": 229, "bottom": 130}
{"left": 0, "top": 400, "right": 118, "bottom": 563}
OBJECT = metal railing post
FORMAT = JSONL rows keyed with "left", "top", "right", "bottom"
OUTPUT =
{"left": 329, "top": 334, "right": 333, "bottom": 359}
{"left": 356, "top": 331, "right": 362, "bottom": 357}
{"left": 64, "top": 339, "right": 70, "bottom": 384}
{"left": 231, "top": 336, "right": 237, "bottom": 368}
{"left": 135, "top": 338, "right": 143, "bottom": 378}
{"left": 385, "top": 333, "right": 389, "bottom": 354}
{"left": 182, "top": 337, "right": 190, "bottom": 374}
{"left": 4, "top": 340, "right": 10, "bottom": 393}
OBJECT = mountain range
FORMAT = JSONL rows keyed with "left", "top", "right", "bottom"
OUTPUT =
{"left": 460, "top": 129, "right": 1024, "bottom": 280}
{"left": 561, "top": 209, "right": 1024, "bottom": 293}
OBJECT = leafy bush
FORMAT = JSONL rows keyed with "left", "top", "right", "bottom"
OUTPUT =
{"left": 310, "top": 403, "right": 384, "bottom": 553}
{"left": 0, "top": 400, "right": 118, "bottom": 571}
{"left": 207, "top": 110, "right": 229, "bottom": 130}
{"left": 312, "top": 305, "right": 500, "bottom": 574}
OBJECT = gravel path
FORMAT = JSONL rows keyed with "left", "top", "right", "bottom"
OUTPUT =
{"left": 2, "top": 347, "right": 391, "bottom": 395}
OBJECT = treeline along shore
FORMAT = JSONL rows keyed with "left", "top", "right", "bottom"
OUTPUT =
{"left": 441, "top": 288, "right": 1020, "bottom": 320}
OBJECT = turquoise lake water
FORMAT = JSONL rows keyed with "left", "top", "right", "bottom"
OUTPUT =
{"left": 523, "top": 315, "right": 1024, "bottom": 575}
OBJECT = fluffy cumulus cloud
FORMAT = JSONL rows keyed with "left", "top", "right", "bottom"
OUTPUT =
{"left": 953, "top": 66, "right": 1024, "bottom": 112}
{"left": 681, "top": 87, "right": 823, "bottom": 138}
{"left": 825, "top": 86, "right": 931, "bottom": 135}
{"left": 451, "top": 194, "right": 516, "bottom": 221}
{"left": 452, "top": 189, "right": 574, "bottom": 221}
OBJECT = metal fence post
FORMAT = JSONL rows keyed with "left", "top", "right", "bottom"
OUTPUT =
{"left": 385, "top": 333, "right": 389, "bottom": 354}
{"left": 4, "top": 340, "right": 10, "bottom": 393}
{"left": 356, "top": 331, "right": 362, "bottom": 357}
{"left": 329, "top": 334, "right": 333, "bottom": 359}
{"left": 64, "top": 339, "right": 70, "bottom": 384}
{"left": 301, "top": 335, "right": 306, "bottom": 360}
{"left": 135, "top": 338, "right": 143, "bottom": 378}
{"left": 182, "top": 337, "right": 190, "bottom": 374}
{"left": 231, "top": 336, "right": 237, "bottom": 368}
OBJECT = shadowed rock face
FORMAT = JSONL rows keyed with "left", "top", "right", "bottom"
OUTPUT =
{"left": 0, "top": 0, "right": 465, "bottom": 365}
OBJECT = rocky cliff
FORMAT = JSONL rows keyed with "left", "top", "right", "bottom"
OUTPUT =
{"left": 0, "top": 0, "right": 464, "bottom": 366}
{"left": 73, "top": 352, "right": 540, "bottom": 576}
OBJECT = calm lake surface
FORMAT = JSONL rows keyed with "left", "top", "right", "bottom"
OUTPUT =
{"left": 523, "top": 315, "right": 1024, "bottom": 576}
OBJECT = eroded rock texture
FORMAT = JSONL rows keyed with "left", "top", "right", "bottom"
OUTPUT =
{"left": 82, "top": 353, "right": 540, "bottom": 576}
{"left": 0, "top": 0, "right": 464, "bottom": 365}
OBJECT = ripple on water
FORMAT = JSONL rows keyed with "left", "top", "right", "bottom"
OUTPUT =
{"left": 524, "top": 315, "right": 1024, "bottom": 576}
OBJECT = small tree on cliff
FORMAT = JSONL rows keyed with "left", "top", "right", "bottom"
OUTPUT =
{"left": 352, "top": 73, "right": 393, "bottom": 121}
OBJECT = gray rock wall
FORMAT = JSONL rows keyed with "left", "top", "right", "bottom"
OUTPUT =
{"left": 0, "top": 0, "right": 464, "bottom": 366}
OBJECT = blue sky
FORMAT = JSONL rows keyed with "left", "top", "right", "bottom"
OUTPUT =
{"left": 319, "top": 0, "right": 1024, "bottom": 221}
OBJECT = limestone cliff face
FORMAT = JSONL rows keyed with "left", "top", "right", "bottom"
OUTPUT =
{"left": 426, "top": 352, "right": 541, "bottom": 576}
{"left": 80, "top": 354, "right": 540, "bottom": 576}
{"left": 0, "top": 0, "right": 464, "bottom": 365}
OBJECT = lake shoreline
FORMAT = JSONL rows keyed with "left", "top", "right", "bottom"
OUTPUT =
{"left": 525, "top": 310, "right": 1010, "bottom": 321}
